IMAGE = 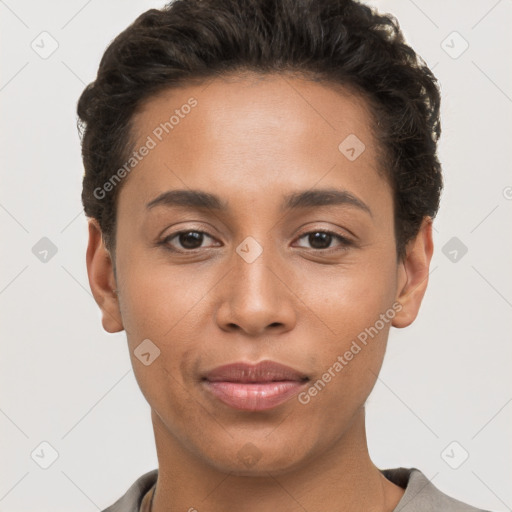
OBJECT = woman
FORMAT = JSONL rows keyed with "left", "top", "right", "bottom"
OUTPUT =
{"left": 77, "top": 0, "right": 491, "bottom": 510}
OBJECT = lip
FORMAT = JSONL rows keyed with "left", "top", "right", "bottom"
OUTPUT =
{"left": 202, "top": 360, "right": 309, "bottom": 411}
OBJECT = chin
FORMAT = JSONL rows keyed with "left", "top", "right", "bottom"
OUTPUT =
{"left": 202, "top": 442, "right": 309, "bottom": 476}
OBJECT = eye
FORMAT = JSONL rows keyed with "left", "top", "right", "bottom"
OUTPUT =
{"left": 158, "top": 228, "right": 353, "bottom": 253}
{"left": 160, "top": 230, "right": 219, "bottom": 252}
{"left": 294, "top": 230, "right": 353, "bottom": 251}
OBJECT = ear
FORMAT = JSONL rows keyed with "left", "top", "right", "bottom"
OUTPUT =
{"left": 85, "top": 218, "right": 124, "bottom": 333}
{"left": 392, "top": 217, "right": 434, "bottom": 328}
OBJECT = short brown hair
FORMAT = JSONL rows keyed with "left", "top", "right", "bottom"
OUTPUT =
{"left": 77, "top": 0, "right": 442, "bottom": 260}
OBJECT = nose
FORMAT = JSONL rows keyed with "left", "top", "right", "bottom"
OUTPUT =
{"left": 215, "top": 240, "right": 297, "bottom": 336}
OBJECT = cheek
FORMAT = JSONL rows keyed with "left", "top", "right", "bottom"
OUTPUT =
{"left": 116, "top": 249, "right": 214, "bottom": 400}
{"left": 120, "top": 263, "right": 201, "bottom": 420}
{"left": 116, "top": 247, "right": 208, "bottom": 339}
{"left": 294, "top": 253, "right": 398, "bottom": 406}
{"left": 300, "top": 254, "right": 397, "bottom": 344}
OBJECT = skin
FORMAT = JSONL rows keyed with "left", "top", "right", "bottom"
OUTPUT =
{"left": 86, "top": 73, "right": 433, "bottom": 512}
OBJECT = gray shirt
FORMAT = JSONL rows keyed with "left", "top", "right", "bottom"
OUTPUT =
{"left": 101, "top": 467, "right": 492, "bottom": 511}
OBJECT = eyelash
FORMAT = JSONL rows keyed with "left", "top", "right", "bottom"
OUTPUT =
{"left": 158, "top": 228, "right": 354, "bottom": 254}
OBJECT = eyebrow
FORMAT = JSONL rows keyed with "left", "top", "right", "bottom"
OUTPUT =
{"left": 146, "top": 187, "right": 372, "bottom": 216}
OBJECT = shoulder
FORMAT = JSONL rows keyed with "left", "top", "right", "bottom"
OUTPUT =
{"left": 101, "top": 469, "right": 158, "bottom": 512}
{"left": 381, "top": 467, "right": 494, "bottom": 512}
{"left": 101, "top": 466, "right": 495, "bottom": 512}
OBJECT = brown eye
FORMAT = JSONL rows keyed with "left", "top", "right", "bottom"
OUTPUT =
{"left": 177, "top": 231, "right": 205, "bottom": 249}
{"left": 294, "top": 230, "right": 353, "bottom": 251}
{"left": 161, "top": 230, "right": 218, "bottom": 252}
{"left": 307, "top": 232, "right": 333, "bottom": 249}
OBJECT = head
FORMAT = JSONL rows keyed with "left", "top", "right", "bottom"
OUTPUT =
{"left": 80, "top": 0, "right": 441, "bottom": 475}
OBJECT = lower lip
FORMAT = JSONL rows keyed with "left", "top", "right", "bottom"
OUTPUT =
{"left": 203, "top": 380, "right": 308, "bottom": 411}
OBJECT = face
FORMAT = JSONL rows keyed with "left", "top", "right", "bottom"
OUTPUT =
{"left": 87, "top": 73, "right": 432, "bottom": 475}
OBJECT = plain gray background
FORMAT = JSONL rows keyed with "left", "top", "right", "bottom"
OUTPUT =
{"left": 1, "top": 0, "right": 511, "bottom": 510}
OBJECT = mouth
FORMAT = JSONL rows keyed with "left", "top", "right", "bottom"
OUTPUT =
{"left": 201, "top": 360, "right": 310, "bottom": 411}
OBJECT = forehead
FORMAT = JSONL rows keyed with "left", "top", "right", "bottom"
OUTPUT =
{"left": 119, "top": 73, "right": 390, "bottom": 218}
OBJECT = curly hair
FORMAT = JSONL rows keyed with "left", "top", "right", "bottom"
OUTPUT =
{"left": 77, "top": 0, "right": 442, "bottom": 260}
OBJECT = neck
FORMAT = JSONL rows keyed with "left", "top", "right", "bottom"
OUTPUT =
{"left": 149, "top": 408, "right": 404, "bottom": 512}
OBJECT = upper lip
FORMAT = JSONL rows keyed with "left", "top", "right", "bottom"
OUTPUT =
{"left": 203, "top": 360, "right": 309, "bottom": 383}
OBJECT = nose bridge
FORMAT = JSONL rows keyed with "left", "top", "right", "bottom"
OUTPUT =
{"left": 215, "top": 231, "right": 295, "bottom": 334}
{"left": 232, "top": 233, "right": 279, "bottom": 304}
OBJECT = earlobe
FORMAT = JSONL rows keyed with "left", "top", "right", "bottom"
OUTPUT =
{"left": 85, "top": 218, "right": 124, "bottom": 333}
{"left": 392, "top": 217, "right": 434, "bottom": 329}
